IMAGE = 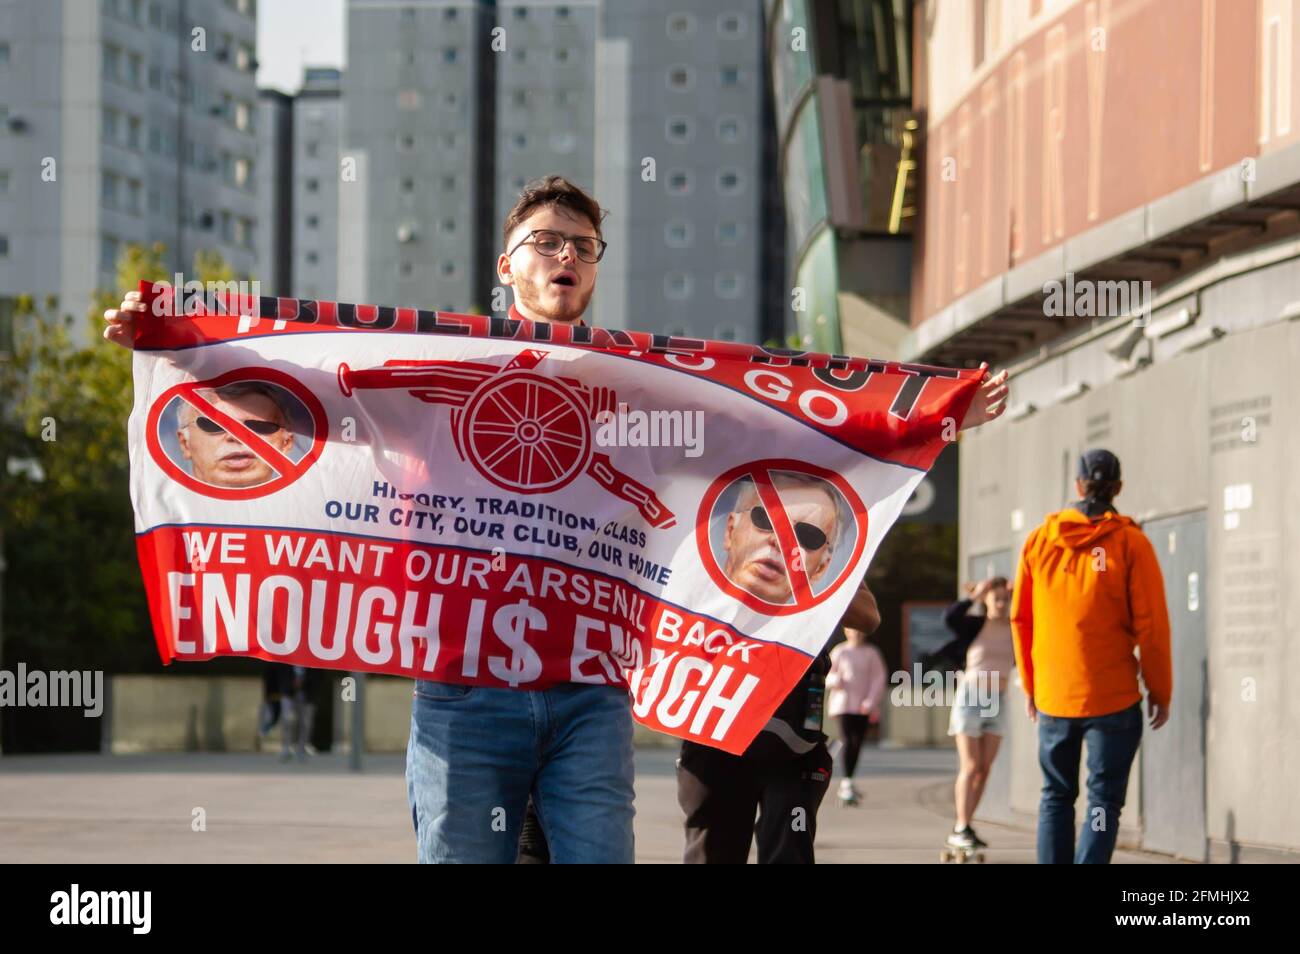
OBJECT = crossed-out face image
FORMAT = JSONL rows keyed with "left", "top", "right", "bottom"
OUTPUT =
{"left": 711, "top": 470, "right": 854, "bottom": 607}
{"left": 160, "top": 381, "right": 308, "bottom": 489}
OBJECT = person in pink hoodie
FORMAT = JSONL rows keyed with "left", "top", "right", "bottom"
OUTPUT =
{"left": 826, "top": 626, "right": 887, "bottom": 806}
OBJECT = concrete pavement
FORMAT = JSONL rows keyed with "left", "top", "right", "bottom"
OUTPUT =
{"left": 0, "top": 746, "right": 1167, "bottom": 863}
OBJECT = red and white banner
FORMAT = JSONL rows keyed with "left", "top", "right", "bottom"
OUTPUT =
{"left": 127, "top": 281, "right": 980, "bottom": 753}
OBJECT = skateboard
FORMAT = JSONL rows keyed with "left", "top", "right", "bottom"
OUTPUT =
{"left": 939, "top": 844, "right": 986, "bottom": 863}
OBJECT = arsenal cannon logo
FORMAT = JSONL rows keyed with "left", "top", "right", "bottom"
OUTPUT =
{"left": 337, "top": 349, "right": 677, "bottom": 529}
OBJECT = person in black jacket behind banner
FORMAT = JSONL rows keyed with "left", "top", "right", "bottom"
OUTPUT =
{"left": 674, "top": 580, "right": 880, "bottom": 864}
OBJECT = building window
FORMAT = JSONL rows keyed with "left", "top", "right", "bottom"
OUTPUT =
{"left": 103, "top": 107, "right": 120, "bottom": 144}
{"left": 441, "top": 132, "right": 458, "bottom": 149}
{"left": 0, "top": 235, "right": 9, "bottom": 258}
{"left": 441, "top": 218, "right": 456, "bottom": 234}
{"left": 398, "top": 133, "right": 416, "bottom": 151}
{"left": 717, "top": 221, "right": 743, "bottom": 244}
{"left": 444, "top": 7, "right": 458, "bottom": 20}
{"left": 717, "top": 116, "right": 742, "bottom": 143}
{"left": 100, "top": 235, "right": 118, "bottom": 271}
{"left": 440, "top": 261, "right": 457, "bottom": 276}
{"left": 667, "top": 170, "right": 692, "bottom": 195}
{"left": 0, "top": 171, "right": 8, "bottom": 194}
{"left": 101, "top": 172, "right": 119, "bottom": 208}
{"left": 126, "top": 179, "right": 141, "bottom": 214}
{"left": 667, "top": 65, "right": 694, "bottom": 91}
{"left": 717, "top": 168, "right": 743, "bottom": 194}
{"left": 102, "top": 45, "right": 121, "bottom": 82}
{"left": 715, "top": 272, "right": 742, "bottom": 298}
{"left": 401, "top": 177, "right": 416, "bottom": 194}
{"left": 399, "top": 261, "right": 414, "bottom": 277}
{"left": 718, "top": 12, "right": 747, "bottom": 36}
{"left": 148, "top": 64, "right": 161, "bottom": 89}
{"left": 554, "top": 48, "right": 570, "bottom": 63}
{"left": 442, "top": 47, "right": 458, "bottom": 64}
{"left": 510, "top": 133, "right": 528, "bottom": 150}
{"left": 305, "top": 251, "right": 319, "bottom": 265}
{"left": 148, "top": 2, "right": 161, "bottom": 27}
{"left": 720, "top": 66, "right": 741, "bottom": 87}
{"left": 306, "top": 178, "right": 319, "bottom": 193}
{"left": 512, "top": 90, "right": 529, "bottom": 107}
{"left": 513, "top": 7, "right": 527, "bottom": 19}
{"left": 305, "top": 141, "right": 319, "bottom": 158}
{"left": 665, "top": 221, "right": 693, "bottom": 247}
{"left": 666, "top": 116, "right": 693, "bottom": 143}
{"left": 557, "top": 5, "right": 570, "bottom": 18}
{"left": 664, "top": 272, "right": 693, "bottom": 300}
{"left": 556, "top": 90, "right": 575, "bottom": 107}
{"left": 667, "top": 13, "right": 695, "bottom": 36}
{"left": 306, "top": 214, "right": 319, "bottom": 229}
{"left": 512, "top": 49, "right": 527, "bottom": 63}
{"left": 127, "top": 116, "right": 142, "bottom": 150}
{"left": 440, "top": 175, "right": 456, "bottom": 191}
{"left": 398, "top": 89, "right": 421, "bottom": 110}
{"left": 442, "top": 91, "right": 457, "bottom": 109}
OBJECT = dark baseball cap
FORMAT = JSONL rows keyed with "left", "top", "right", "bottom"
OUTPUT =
{"left": 1078, "top": 449, "right": 1121, "bottom": 481}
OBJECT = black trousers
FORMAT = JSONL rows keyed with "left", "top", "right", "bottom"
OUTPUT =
{"left": 837, "top": 714, "right": 871, "bottom": 777}
{"left": 676, "top": 739, "right": 833, "bottom": 864}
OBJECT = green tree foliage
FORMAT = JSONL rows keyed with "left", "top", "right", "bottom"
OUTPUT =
{"left": 0, "top": 244, "right": 237, "bottom": 676}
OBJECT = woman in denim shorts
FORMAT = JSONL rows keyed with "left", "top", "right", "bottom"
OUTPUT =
{"left": 935, "top": 578, "right": 1015, "bottom": 852}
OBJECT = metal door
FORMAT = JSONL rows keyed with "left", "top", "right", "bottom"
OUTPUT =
{"left": 1139, "top": 511, "right": 1208, "bottom": 861}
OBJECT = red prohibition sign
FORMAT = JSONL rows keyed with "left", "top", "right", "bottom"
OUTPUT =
{"left": 145, "top": 367, "right": 327, "bottom": 500}
{"left": 696, "top": 458, "right": 869, "bottom": 617}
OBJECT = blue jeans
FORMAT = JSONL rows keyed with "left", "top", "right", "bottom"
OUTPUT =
{"left": 406, "top": 680, "right": 635, "bottom": 864}
{"left": 1036, "top": 702, "right": 1142, "bottom": 864}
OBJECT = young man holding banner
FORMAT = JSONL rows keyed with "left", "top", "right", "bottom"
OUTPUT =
{"left": 104, "top": 175, "right": 1011, "bottom": 864}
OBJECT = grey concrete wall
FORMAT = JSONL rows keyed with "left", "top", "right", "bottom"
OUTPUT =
{"left": 959, "top": 252, "right": 1300, "bottom": 857}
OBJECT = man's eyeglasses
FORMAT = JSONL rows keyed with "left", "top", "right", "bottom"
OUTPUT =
{"left": 746, "top": 506, "right": 829, "bottom": 550}
{"left": 190, "top": 416, "right": 283, "bottom": 436}
{"left": 508, "top": 229, "right": 607, "bottom": 264}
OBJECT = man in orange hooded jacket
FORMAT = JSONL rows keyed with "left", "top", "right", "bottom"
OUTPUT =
{"left": 1010, "top": 449, "right": 1171, "bottom": 863}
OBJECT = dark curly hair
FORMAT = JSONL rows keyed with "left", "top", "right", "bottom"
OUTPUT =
{"left": 502, "top": 175, "right": 607, "bottom": 251}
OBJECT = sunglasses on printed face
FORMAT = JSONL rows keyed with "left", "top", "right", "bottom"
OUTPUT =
{"left": 747, "top": 506, "right": 829, "bottom": 550}
{"left": 190, "top": 415, "right": 283, "bottom": 436}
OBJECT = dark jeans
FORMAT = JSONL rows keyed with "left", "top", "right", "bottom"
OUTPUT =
{"left": 837, "top": 714, "right": 871, "bottom": 777}
{"left": 1036, "top": 702, "right": 1143, "bottom": 864}
{"left": 676, "top": 739, "right": 832, "bottom": 864}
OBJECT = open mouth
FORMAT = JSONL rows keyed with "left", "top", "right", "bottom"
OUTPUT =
{"left": 550, "top": 271, "right": 578, "bottom": 288}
